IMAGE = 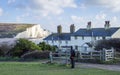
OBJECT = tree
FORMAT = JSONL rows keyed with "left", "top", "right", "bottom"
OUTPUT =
{"left": 10, "top": 38, "right": 41, "bottom": 57}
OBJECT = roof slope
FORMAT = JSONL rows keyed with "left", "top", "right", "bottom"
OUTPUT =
{"left": 72, "top": 28, "right": 119, "bottom": 36}
{"left": 44, "top": 33, "right": 71, "bottom": 40}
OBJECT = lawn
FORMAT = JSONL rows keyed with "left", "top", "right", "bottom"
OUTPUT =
{"left": 0, "top": 62, "right": 119, "bottom": 75}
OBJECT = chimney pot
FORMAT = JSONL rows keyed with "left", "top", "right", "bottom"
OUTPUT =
{"left": 104, "top": 21, "right": 110, "bottom": 30}
{"left": 70, "top": 24, "right": 75, "bottom": 33}
{"left": 87, "top": 21, "right": 91, "bottom": 30}
{"left": 57, "top": 25, "right": 62, "bottom": 34}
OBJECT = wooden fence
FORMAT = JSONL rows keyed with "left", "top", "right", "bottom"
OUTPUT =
{"left": 49, "top": 48, "right": 114, "bottom": 64}
{"left": 49, "top": 52, "right": 70, "bottom": 64}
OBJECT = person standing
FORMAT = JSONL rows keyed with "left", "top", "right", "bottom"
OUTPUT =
{"left": 70, "top": 46, "right": 75, "bottom": 68}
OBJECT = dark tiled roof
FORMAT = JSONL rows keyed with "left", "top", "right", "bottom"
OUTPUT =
{"left": 43, "top": 33, "right": 71, "bottom": 40}
{"left": 72, "top": 27, "right": 119, "bottom": 36}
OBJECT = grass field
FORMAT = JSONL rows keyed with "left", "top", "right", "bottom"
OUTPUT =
{"left": 0, "top": 62, "right": 119, "bottom": 75}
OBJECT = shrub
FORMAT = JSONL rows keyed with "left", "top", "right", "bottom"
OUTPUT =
{"left": 10, "top": 38, "right": 41, "bottom": 57}
{"left": 95, "top": 38, "right": 120, "bottom": 52}
{"left": 21, "top": 51, "right": 50, "bottom": 59}
{"left": 0, "top": 42, "right": 14, "bottom": 56}
{"left": 38, "top": 42, "right": 56, "bottom": 51}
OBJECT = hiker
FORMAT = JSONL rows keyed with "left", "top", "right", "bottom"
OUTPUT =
{"left": 70, "top": 46, "right": 75, "bottom": 68}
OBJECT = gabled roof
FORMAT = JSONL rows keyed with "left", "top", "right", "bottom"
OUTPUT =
{"left": 43, "top": 33, "right": 71, "bottom": 40}
{"left": 72, "top": 27, "right": 119, "bottom": 36}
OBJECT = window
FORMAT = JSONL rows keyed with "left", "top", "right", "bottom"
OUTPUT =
{"left": 94, "top": 37, "right": 96, "bottom": 40}
{"left": 59, "top": 40, "right": 62, "bottom": 44}
{"left": 82, "top": 36, "right": 84, "bottom": 40}
{"left": 75, "top": 46, "right": 78, "bottom": 50}
{"left": 66, "top": 41, "right": 68, "bottom": 44}
{"left": 75, "top": 36, "right": 77, "bottom": 40}
{"left": 52, "top": 40, "right": 54, "bottom": 43}
{"left": 47, "top": 41, "right": 48, "bottom": 44}
{"left": 102, "top": 37, "right": 106, "bottom": 39}
{"left": 98, "top": 37, "right": 100, "bottom": 39}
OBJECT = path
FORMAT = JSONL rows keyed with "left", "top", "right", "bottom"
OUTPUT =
{"left": 42, "top": 60, "right": 120, "bottom": 71}
{"left": 76, "top": 63, "right": 120, "bottom": 71}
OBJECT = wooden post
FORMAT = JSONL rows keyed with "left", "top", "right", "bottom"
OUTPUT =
{"left": 79, "top": 52, "right": 82, "bottom": 59}
{"left": 112, "top": 48, "right": 114, "bottom": 59}
{"left": 65, "top": 52, "right": 68, "bottom": 64}
{"left": 100, "top": 50, "right": 102, "bottom": 61}
{"left": 103, "top": 48, "right": 106, "bottom": 61}
{"left": 90, "top": 51, "right": 92, "bottom": 59}
{"left": 49, "top": 52, "right": 53, "bottom": 63}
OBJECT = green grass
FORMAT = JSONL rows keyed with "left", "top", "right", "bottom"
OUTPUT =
{"left": 0, "top": 62, "right": 119, "bottom": 75}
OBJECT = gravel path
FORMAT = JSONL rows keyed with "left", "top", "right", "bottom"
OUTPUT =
{"left": 76, "top": 63, "right": 120, "bottom": 71}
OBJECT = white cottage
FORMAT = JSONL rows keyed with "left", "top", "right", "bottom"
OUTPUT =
{"left": 43, "top": 21, "right": 120, "bottom": 51}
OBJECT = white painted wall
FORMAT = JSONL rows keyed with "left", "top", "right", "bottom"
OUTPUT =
{"left": 45, "top": 40, "right": 71, "bottom": 47}
{"left": 44, "top": 36, "right": 111, "bottom": 49}
{"left": 70, "top": 36, "right": 92, "bottom": 46}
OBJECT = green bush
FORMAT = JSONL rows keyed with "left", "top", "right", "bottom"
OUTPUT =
{"left": 10, "top": 38, "right": 41, "bottom": 57}
{"left": 0, "top": 57, "right": 19, "bottom": 61}
{"left": 38, "top": 42, "right": 56, "bottom": 51}
{"left": 21, "top": 51, "right": 50, "bottom": 59}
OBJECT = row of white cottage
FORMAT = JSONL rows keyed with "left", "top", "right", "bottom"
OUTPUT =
{"left": 43, "top": 21, "right": 120, "bottom": 51}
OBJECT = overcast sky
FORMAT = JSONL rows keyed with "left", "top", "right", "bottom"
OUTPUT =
{"left": 0, "top": 0, "right": 120, "bottom": 32}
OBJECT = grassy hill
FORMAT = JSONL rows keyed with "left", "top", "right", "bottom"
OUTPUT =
{"left": 0, "top": 23, "right": 35, "bottom": 38}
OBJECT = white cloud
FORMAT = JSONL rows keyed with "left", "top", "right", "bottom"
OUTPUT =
{"left": 84, "top": 0, "right": 120, "bottom": 12}
{"left": 79, "top": 3, "right": 86, "bottom": 9}
{"left": 0, "top": 8, "right": 3, "bottom": 16}
{"left": 110, "top": 16, "right": 120, "bottom": 27}
{"left": 8, "top": 0, "right": 15, "bottom": 4}
{"left": 95, "top": 13, "right": 107, "bottom": 20}
{"left": 71, "top": 15, "right": 85, "bottom": 23}
{"left": 16, "top": 13, "right": 30, "bottom": 22}
{"left": 112, "top": 16, "right": 117, "bottom": 22}
{"left": 34, "top": 0, "right": 77, "bottom": 16}
{"left": 15, "top": 0, "right": 77, "bottom": 16}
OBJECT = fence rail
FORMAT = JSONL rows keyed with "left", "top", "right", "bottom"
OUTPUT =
{"left": 49, "top": 48, "right": 114, "bottom": 64}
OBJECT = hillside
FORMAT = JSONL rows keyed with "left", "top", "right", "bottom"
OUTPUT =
{"left": 0, "top": 23, "right": 36, "bottom": 38}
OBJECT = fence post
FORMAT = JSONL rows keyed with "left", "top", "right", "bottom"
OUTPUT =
{"left": 49, "top": 51, "right": 53, "bottom": 63}
{"left": 79, "top": 52, "right": 82, "bottom": 59}
{"left": 102, "top": 48, "right": 106, "bottom": 61}
{"left": 90, "top": 51, "right": 92, "bottom": 59}
{"left": 100, "top": 50, "right": 102, "bottom": 61}
{"left": 112, "top": 48, "right": 114, "bottom": 59}
{"left": 65, "top": 52, "right": 68, "bottom": 64}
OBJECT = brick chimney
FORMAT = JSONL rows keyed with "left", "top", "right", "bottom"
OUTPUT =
{"left": 70, "top": 24, "right": 75, "bottom": 33}
{"left": 87, "top": 21, "right": 91, "bottom": 30}
{"left": 57, "top": 25, "right": 62, "bottom": 34}
{"left": 104, "top": 21, "right": 110, "bottom": 30}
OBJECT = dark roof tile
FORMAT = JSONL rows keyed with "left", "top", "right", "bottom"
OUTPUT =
{"left": 44, "top": 33, "right": 71, "bottom": 40}
{"left": 72, "top": 28, "right": 119, "bottom": 36}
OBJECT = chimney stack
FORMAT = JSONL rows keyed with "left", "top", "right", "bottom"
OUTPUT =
{"left": 70, "top": 24, "right": 75, "bottom": 33}
{"left": 87, "top": 21, "right": 91, "bottom": 30}
{"left": 104, "top": 21, "right": 110, "bottom": 30}
{"left": 57, "top": 25, "right": 62, "bottom": 34}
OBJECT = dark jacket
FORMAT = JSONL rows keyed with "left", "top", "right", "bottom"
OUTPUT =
{"left": 70, "top": 49, "right": 75, "bottom": 59}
